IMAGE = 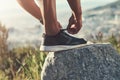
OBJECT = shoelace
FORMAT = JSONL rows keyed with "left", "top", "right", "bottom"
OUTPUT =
{"left": 61, "top": 28, "right": 67, "bottom": 31}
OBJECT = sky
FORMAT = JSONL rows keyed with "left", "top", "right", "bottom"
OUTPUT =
{"left": 0, "top": 0, "right": 117, "bottom": 28}
{"left": 0, "top": 0, "right": 117, "bottom": 11}
{"left": 0, "top": 0, "right": 18, "bottom": 10}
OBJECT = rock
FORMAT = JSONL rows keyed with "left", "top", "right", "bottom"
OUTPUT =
{"left": 41, "top": 44, "right": 120, "bottom": 80}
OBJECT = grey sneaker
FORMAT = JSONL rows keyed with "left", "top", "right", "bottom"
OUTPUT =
{"left": 40, "top": 30, "right": 87, "bottom": 52}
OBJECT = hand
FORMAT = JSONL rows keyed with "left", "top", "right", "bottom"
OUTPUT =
{"left": 67, "top": 14, "right": 82, "bottom": 34}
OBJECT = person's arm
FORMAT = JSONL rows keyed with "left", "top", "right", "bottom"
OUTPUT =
{"left": 67, "top": 0, "right": 82, "bottom": 20}
{"left": 16, "top": 0, "right": 43, "bottom": 22}
{"left": 67, "top": 0, "right": 82, "bottom": 34}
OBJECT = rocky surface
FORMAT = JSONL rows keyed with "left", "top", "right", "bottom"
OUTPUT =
{"left": 41, "top": 44, "right": 120, "bottom": 80}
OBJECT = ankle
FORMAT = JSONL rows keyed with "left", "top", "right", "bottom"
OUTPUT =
{"left": 45, "top": 29, "right": 61, "bottom": 36}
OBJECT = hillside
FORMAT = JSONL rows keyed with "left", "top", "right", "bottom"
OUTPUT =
{"left": 88, "top": 0, "right": 120, "bottom": 11}
{"left": 82, "top": 0, "right": 120, "bottom": 41}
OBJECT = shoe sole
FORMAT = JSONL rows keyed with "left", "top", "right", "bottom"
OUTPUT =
{"left": 40, "top": 41, "right": 93, "bottom": 52}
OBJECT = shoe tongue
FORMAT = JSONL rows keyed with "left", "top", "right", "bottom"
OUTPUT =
{"left": 60, "top": 29, "right": 67, "bottom": 31}
{"left": 53, "top": 30, "right": 65, "bottom": 37}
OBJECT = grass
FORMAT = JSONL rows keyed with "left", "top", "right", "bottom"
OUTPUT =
{"left": 88, "top": 31, "right": 120, "bottom": 53}
{"left": 10, "top": 47, "right": 47, "bottom": 80}
{"left": 0, "top": 23, "right": 48, "bottom": 80}
{"left": 0, "top": 23, "right": 120, "bottom": 80}
{"left": 0, "top": 46, "right": 47, "bottom": 80}
{"left": 108, "top": 34, "right": 120, "bottom": 53}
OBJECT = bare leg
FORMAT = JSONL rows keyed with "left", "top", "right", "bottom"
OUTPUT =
{"left": 39, "top": 0, "right": 87, "bottom": 51}
{"left": 39, "top": 0, "right": 60, "bottom": 36}
{"left": 17, "top": 0, "right": 43, "bottom": 22}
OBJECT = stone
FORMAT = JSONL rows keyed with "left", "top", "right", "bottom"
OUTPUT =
{"left": 41, "top": 44, "right": 120, "bottom": 80}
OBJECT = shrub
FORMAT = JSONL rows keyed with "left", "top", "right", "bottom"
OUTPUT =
{"left": 0, "top": 23, "right": 9, "bottom": 77}
{"left": 0, "top": 23, "right": 48, "bottom": 80}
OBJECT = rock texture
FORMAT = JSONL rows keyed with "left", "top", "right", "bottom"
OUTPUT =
{"left": 41, "top": 44, "right": 120, "bottom": 80}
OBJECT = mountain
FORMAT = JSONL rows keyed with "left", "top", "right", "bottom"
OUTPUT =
{"left": 88, "top": 0, "right": 120, "bottom": 11}
{"left": 82, "top": 0, "right": 120, "bottom": 40}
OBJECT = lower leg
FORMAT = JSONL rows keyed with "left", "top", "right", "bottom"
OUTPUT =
{"left": 17, "top": 0, "right": 43, "bottom": 22}
{"left": 39, "top": 0, "right": 60, "bottom": 36}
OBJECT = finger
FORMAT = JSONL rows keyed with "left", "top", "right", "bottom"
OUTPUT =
{"left": 67, "top": 15, "right": 76, "bottom": 29}
{"left": 67, "top": 26, "right": 78, "bottom": 34}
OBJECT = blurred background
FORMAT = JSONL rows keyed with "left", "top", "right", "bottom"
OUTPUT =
{"left": 0, "top": 0, "right": 119, "bottom": 49}
{"left": 0, "top": 0, "right": 120, "bottom": 79}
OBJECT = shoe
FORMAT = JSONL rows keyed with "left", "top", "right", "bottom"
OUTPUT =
{"left": 40, "top": 30, "right": 87, "bottom": 52}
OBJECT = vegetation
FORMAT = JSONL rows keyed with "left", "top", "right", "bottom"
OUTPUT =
{"left": 0, "top": 46, "right": 47, "bottom": 80}
{"left": 108, "top": 35, "right": 120, "bottom": 52}
{"left": 88, "top": 31, "right": 120, "bottom": 53}
{"left": 0, "top": 23, "right": 120, "bottom": 80}
{"left": 0, "top": 23, "right": 47, "bottom": 80}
